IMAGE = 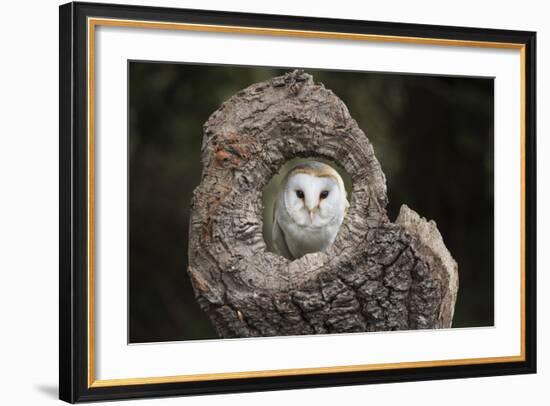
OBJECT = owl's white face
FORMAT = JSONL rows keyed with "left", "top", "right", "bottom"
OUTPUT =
{"left": 283, "top": 173, "right": 347, "bottom": 228}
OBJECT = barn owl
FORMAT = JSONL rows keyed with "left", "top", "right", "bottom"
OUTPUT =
{"left": 272, "top": 161, "right": 349, "bottom": 260}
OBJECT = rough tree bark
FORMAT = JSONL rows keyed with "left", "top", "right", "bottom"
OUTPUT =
{"left": 187, "top": 70, "right": 459, "bottom": 338}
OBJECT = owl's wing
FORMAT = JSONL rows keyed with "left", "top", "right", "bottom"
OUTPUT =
{"left": 272, "top": 218, "right": 293, "bottom": 260}
{"left": 272, "top": 198, "right": 293, "bottom": 260}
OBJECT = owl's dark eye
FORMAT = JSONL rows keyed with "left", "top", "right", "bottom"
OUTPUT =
{"left": 295, "top": 190, "right": 305, "bottom": 199}
{"left": 320, "top": 190, "right": 329, "bottom": 199}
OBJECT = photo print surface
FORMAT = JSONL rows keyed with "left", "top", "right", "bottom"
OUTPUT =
{"left": 128, "top": 62, "right": 494, "bottom": 343}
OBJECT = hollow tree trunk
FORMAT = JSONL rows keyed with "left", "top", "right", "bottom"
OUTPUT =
{"left": 187, "top": 70, "right": 459, "bottom": 338}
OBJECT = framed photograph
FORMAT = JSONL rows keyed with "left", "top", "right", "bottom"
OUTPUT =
{"left": 59, "top": 1, "right": 536, "bottom": 403}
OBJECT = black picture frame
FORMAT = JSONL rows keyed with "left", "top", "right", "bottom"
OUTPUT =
{"left": 59, "top": 1, "right": 537, "bottom": 403}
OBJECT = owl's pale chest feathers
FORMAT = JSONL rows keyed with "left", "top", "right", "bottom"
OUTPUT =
{"left": 282, "top": 218, "right": 341, "bottom": 259}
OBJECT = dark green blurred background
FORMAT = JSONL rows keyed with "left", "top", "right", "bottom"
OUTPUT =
{"left": 129, "top": 62, "right": 494, "bottom": 343}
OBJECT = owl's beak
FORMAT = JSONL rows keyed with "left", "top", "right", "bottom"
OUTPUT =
{"left": 309, "top": 210, "right": 315, "bottom": 223}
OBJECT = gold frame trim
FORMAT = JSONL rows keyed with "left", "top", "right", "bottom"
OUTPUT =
{"left": 87, "top": 17, "right": 527, "bottom": 388}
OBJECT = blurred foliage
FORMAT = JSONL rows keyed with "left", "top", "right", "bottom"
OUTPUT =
{"left": 129, "top": 62, "right": 493, "bottom": 343}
